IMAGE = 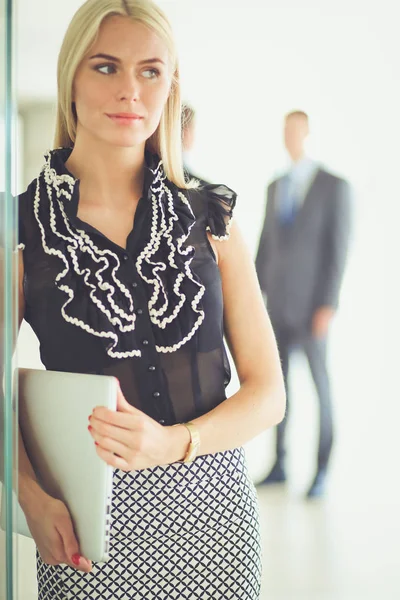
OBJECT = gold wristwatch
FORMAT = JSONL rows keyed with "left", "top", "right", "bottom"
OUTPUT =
{"left": 175, "top": 422, "right": 200, "bottom": 463}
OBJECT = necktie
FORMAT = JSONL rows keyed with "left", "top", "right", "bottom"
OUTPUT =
{"left": 278, "top": 174, "right": 298, "bottom": 226}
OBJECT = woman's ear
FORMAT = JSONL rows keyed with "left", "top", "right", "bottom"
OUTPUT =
{"left": 169, "top": 69, "right": 178, "bottom": 94}
{"left": 166, "top": 80, "right": 173, "bottom": 100}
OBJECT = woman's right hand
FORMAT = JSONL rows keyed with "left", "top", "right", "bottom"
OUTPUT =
{"left": 23, "top": 490, "right": 92, "bottom": 573}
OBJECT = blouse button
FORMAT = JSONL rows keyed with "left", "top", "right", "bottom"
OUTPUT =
{"left": 153, "top": 391, "right": 161, "bottom": 398}
{"left": 159, "top": 419, "right": 165, "bottom": 425}
{"left": 142, "top": 339, "right": 149, "bottom": 346}
{"left": 131, "top": 282, "right": 138, "bottom": 288}
{"left": 123, "top": 253, "right": 129, "bottom": 262}
{"left": 136, "top": 308, "right": 143, "bottom": 315}
{"left": 148, "top": 365, "right": 156, "bottom": 372}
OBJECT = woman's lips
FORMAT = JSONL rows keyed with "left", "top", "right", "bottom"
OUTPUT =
{"left": 106, "top": 113, "right": 144, "bottom": 125}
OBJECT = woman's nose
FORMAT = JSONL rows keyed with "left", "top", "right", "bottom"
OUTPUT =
{"left": 117, "top": 73, "right": 140, "bottom": 102}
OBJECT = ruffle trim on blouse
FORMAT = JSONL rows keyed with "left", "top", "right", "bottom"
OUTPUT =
{"left": 202, "top": 183, "right": 237, "bottom": 241}
{"left": 135, "top": 160, "right": 205, "bottom": 353}
{"left": 32, "top": 149, "right": 205, "bottom": 359}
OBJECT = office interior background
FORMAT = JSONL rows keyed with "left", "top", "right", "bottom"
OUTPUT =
{"left": 1, "top": 0, "right": 400, "bottom": 598}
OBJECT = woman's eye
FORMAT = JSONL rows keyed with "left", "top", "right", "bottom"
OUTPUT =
{"left": 142, "top": 68, "right": 160, "bottom": 80}
{"left": 95, "top": 64, "right": 117, "bottom": 75}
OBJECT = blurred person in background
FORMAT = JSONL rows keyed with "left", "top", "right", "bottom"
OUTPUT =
{"left": 255, "top": 110, "right": 352, "bottom": 498}
{"left": 181, "top": 102, "right": 210, "bottom": 186}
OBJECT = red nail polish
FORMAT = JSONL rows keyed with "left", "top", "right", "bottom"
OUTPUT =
{"left": 88, "top": 425, "right": 92, "bottom": 432}
{"left": 95, "top": 441, "right": 99, "bottom": 446}
{"left": 71, "top": 553, "right": 81, "bottom": 566}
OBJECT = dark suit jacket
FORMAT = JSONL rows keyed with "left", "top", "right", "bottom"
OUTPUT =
{"left": 255, "top": 168, "right": 352, "bottom": 331}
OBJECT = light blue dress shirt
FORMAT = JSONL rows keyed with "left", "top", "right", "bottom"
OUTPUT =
{"left": 277, "top": 157, "right": 320, "bottom": 216}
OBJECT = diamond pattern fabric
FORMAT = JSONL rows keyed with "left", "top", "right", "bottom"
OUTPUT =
{"left": 37, "top": 448, "right": 261, "bottom": 599}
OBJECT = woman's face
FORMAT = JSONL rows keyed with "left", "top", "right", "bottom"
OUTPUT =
{"left": 72, "top": 16, "right": 172, "bottom": 149}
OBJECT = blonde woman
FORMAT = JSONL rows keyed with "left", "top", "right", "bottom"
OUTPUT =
{"left": 16, "top": 0, "right": 285, "bottom": 597}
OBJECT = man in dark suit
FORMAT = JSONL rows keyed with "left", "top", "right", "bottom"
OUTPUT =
{"left": 255, "top": 111, "right": 352, "bottom": 498}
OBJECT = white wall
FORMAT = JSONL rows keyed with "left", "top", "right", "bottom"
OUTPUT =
{"left": 9, "top": 1, "right": 400, "bottom": 597}
{"left": 15, "top": 0, "right": 400, "bottom": 484}
{"left": 161, "top": 0, "right": 400, "bottom": 485}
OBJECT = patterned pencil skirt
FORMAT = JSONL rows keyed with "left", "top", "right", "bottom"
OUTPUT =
{"left": 37, "top": 447, "right": 262, "bottom": 599}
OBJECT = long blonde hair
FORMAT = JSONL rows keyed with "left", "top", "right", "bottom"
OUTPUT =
{"left": 54, "top": 0, "right": 191, "bottom": 189}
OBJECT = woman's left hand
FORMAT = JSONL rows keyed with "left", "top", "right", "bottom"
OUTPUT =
{"left": 88, "top": 383, "right": 189, "bottom": 471}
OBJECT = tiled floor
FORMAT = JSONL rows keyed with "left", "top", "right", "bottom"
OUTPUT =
{"left": 258, "top": 483, "right": 400, "bottom": 600}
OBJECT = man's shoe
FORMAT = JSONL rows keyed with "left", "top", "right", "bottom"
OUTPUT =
{"left": 306, "top": 469, "right": 327, "bottom": 499}
{"left": 257, "top": 462, "right": 287, "bottom": 486}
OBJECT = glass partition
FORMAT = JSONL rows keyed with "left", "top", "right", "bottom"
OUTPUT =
{"left": 1, "top": 0, "right": 19, "bottom": 598}
{"left": 1, "top": 1, "right": 400, "bottom": 599}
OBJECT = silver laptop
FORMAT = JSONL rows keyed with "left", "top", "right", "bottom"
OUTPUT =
{"left": 0, "top": 368, "right": 118, "bottom": 563}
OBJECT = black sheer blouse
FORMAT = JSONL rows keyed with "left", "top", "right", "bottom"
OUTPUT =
{"left": 18, "top": 149, "right": 236, "bottom": 426}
